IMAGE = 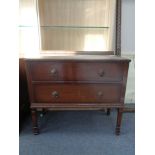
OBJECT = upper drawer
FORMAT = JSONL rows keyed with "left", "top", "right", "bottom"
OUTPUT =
{"left": 27, "top": 61, "right": 124, "bottom": 82}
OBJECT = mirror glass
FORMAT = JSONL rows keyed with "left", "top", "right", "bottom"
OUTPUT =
{"left": 37, "top": 0, "right": 116, "bottom": 54}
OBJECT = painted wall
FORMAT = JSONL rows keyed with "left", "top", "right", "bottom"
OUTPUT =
{"left": 122, "top": 0, "right": 135, "bottom": 54}
{"left": 122, "top": 0, "right": 135, "bottom": 103}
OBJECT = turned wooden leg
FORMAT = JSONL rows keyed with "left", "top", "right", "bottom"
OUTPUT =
{"left": 115, "top": 108, "right": 123, "bottom": 135}
{"left": 31, "top": 109, "right": 39, "bottom": 135}
{"left": 107, "top": 108, "right": 111, "bottom": 115}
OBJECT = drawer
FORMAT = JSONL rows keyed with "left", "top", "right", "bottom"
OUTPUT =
{"left": 33, "top": 84, "right": 121, "bottom": 103}
{"left": 28, "top": 61, "right": 124, "bottom": 82}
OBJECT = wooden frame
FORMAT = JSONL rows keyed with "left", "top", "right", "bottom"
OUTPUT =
{"left": 115, "top": 0, "right": 122, "bottom": 56}
{"left": 36, "top": 0, "right": 122, "bottom": 55}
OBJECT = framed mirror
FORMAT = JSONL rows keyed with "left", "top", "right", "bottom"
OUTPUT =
{"left": 36, "top": 0, "right": 121, "bottom": 55}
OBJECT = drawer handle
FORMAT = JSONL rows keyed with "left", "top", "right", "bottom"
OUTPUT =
{"left": 50, "top": 68, "right": 57, "bottom": 75}
{"left": 98, "top": 91, "right": 104, "bottom": 97}
{"left": 98, "top": 70, "right": 105, "bottom": 77}
{"left": 52, "top": 91, "right": 59, "bottom": 98}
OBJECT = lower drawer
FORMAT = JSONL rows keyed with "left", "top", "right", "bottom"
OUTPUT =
{"left": 33, "top": 83, "right": 122, "bottom": 103}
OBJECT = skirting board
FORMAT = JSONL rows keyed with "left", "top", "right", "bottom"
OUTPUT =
{"left": 123, "top": 103, "right": 135, "bottom": 113}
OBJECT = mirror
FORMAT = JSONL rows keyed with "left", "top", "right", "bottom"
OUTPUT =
{"left": 37, "top": 0, "right": 117, "bottom": 54}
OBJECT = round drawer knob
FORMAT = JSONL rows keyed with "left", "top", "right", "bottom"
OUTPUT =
{"left": 98, "top": 70, "right": 105, "bottom": 77}
{"left": 52, "top": 91, "right": 59, "bottom": 98}
{"left": 98, "top": 91, "right": 103, "bottom": 97}
{"left": 50, "top": 68, "right": 57, "bottom": 75}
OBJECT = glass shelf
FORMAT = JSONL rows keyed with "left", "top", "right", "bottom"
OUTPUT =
{"left": 19, "top": 25, "right": 34, "bottom": 28}
{"left": 40, "top": 26, "right": 109, "bottom": 29}
{"left": 19, "top": 25, "right": 109, "bottom": 29}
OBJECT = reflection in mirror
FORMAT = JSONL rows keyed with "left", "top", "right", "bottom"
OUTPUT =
{"left": 37, "top": 0, "right": 116, "bottom": 53}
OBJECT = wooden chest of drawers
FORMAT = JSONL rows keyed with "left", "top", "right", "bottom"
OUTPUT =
{"left": 25, "top": 55, "right": 130, "bottom": 135}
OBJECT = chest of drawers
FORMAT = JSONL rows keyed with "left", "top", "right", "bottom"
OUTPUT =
{"left": 25, "top": 55, "right": 130, "bottom": 135}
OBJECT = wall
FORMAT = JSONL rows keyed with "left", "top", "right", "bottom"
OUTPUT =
{"left": 122, "top": 0, "right": 135, "bottom": 104}
{"left": 122, "top": 0, "right": 135, "bottom": 54}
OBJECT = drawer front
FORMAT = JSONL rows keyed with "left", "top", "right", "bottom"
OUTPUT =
{"left": 33, "top": 84, "right": 121, "bottom": 103}
{"left": 28, "top": 62, "right": 123, "bottom": 82}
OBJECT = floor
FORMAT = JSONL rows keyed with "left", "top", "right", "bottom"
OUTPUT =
{"left": 19, "top": 110, "right": 135, "bottom": 155}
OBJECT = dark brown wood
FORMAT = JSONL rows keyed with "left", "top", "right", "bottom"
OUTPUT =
{"left": 33, "top": 83, "right": 121, "bottom": 103}
{"left": 116, "top": 108, "right": 123, "bottom": 135}
{"left": 115, "top": 0, "right": 122, "bottom": 56}
{"left": 120, "top": 62, "right": 129, "bottom": 104}
{"left": 28, "top": 61, "right": 124, "bottom": 82}
{"left": 25, "top": 55, "right": 130, "bottom": 135}
{"left": 19, "top": 58, "right": 30, "bottom": 131}
{"left": 107, "top": 108, "right": 111, "bottom": 115}
{"left": 31, "top": 109, "right": 39, "bottom": 135}
{"left": 31, "top": 103, "right": 123, "bottom": 109}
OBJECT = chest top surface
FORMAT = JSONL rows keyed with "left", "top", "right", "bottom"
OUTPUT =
{"left": 25, "top": 53, "right": 131, "bottom": 62}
